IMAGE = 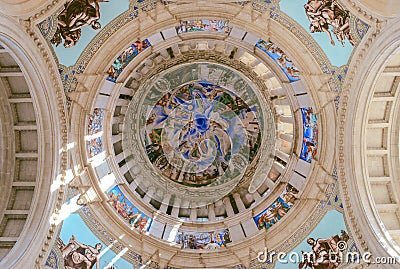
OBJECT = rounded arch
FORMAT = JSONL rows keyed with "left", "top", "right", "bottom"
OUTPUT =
{"left": 340, "top": 16, "right": 400, "bottom": 264}
{"left": 0, "top": 15, "right": 67, "bottom": 267}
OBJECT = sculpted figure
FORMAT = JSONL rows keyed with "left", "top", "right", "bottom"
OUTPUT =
{"left": 61, "top": 235, "right": 102, "bottom": 269}
{"left": 304, "top": 0, "right": 355, "bottom": 46}
{"left": 51, "top": 0, "right": 105, "bottom": 48}
{"left": 299, "top": 230, "right": 349, "bottom": 269}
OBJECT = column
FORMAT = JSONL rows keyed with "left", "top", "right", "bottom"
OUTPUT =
{"left": 208, "top": 204, "right": 216, "bottom": 221}
{"left": 233, "top": 193, "right": 246, "bottom": 212}
{"left": 223, "top": 197, "right": 235, "bottom": 217}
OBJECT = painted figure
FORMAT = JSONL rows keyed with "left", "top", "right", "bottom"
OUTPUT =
{"left": 304, "top": 0, "right": 356, "bottom": 46}
{"left": 60, "top": 235, "right": 102, "bottom": 269}
{"left": 255, "top": 184, "right": 299, "bottom": 230}
{"left": 176, "top": 20, "right": 231, "bottom": 34}
{"left": 300, "top": 107, "right": 318, "bottom": 162}
{"left": 107, "top": 186, "right": 152, "bottom": 232}
{"left": 106, "top": 40, "right": 151, "bottom": 82}
{"left": 256, "top": 39, "right": 300, "bottom": 82}
{"left": 175, "top": 229, "right": 230, "bottom": 250}
{"left": 51, "top": 0, "right": 106, "bottom": 48}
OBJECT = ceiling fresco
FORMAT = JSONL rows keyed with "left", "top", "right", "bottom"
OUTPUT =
{"left": 121, "top": 62, "right": 275, "bottom": 207}
{"left": 108, "top": 185, "right": 153, "bottom": 232}
{"left": 300, "top": 107, "right": 318, "bottom": 163}
{"left": 143, "top": 81, "right": 262, "bottom": 187}
{"left": 37, "top": 0, "right": 372, "bottom": 268}
{"left": 176, "top": 20, "right": 232, "bottom": 34}
{"left": 106, "top": 39, "right": 151, "bottom": 83}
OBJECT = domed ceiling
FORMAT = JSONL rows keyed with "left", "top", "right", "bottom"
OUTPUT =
{"left": 38, "top": 0, "right": 365, "bottom": 268}
{"left": 1, "top": 0, "right": 399, "bottom": 268}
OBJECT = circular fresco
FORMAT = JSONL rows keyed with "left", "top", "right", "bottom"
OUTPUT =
{"left": 144, "top": 81, "right": 261, "bottom": 187}
{"left": 123, "top": 62, "right": 275, "bottom": 206}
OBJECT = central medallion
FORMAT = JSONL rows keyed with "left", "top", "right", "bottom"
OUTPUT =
{"left": 144, "top": 81, "right": 261, "bottom": 187}
{"left": 123, "top": 62, "right": 275, "bottom": 206}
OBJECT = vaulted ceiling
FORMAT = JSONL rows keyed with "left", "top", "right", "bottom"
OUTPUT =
{"left": 0, "top": 1, "right": 399, "bottom": 268}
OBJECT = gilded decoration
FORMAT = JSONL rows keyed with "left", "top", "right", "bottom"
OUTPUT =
{"left": 50, "top": 0, "right": 106, "bottom": 48}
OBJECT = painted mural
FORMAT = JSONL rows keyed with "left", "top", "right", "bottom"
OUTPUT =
{"left": 254, "top": 184, "right": 299, "bottom": 230}
{"left": 106, "top": 39, "right": 151, "bottom": 82}
{"left": 144, "top": 81, "right": 261, "bottom": 187}
{"left": 87, "top": 108, "right": 104, "bottom": 158}
{"left": 274, "top": 210, "right": 350, "bottom": 269}
{"left": 304, "top": 0, "right": 355, "bottom": 47}
{"left": 108, "top": 185, "right": 153, "bottom": 232}
{"left": 255, "top": 39, "right": 300, "bottom": 82}
{"left": 300, "top": 107, "right": 318, "bottom": 163}
{"left": 57, "top": 213, "right": 134, "bottom": 269}
{"left": 176, "top": 20, "right": 232, "bottom": 34}
{"left": 175, "top": 229, "right": 231, "bottom": 250}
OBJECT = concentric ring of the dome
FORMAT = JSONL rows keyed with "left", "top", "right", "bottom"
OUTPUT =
{"left": 122, "top": 61, "right": 276, "bottom": 207}
{"left": 6, "top": 0, "right": 400, "bottom": 268}
{"left": 42, "top": 1, "right": 344, "bottom": 267}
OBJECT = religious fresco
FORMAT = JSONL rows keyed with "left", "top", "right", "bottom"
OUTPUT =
{"left": 87, "top": 108, "right": 104, "bottom": 158}
{"left": 58, "top": 235, "right": 103, "bottom": 269}
{"left": 274, "top": 210, "right": 350, "bottom": 269}
{"left": 143, "top": 81, "right": 262, "bottom": 187}
{"left": 56, "top": 213, "right": 134, "bottom": 269}
{"left": 175, "top": 229, "right": 231, "bottom": 250}
{"left": 254, "top": 184, "right": 299, "bottom": 230}
{"left": 256, "top": 39, "right": 300, "bottom": 82}
{"left": 176, "top": 20, "right": 232, "bottom": 34}
{"left": 300, "top": 107, "right": 318, "bottom": 163}
{"left": 106, "top": 39, "right": 151, "bottom": 83}
{"left": 35, "top": 0, "right": 370, "bottom": 103}
{"left": 108, "top": 185, "right": 153, "bottom": 232}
